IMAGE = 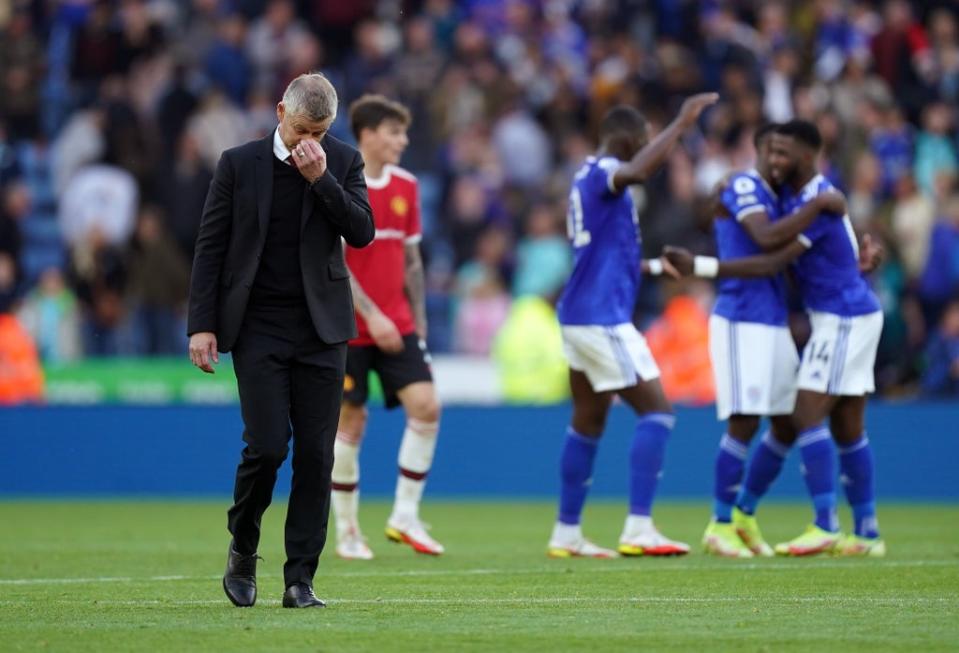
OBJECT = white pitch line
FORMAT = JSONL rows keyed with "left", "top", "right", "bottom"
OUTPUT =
{"left": 0, "top": 559, "right": 956, "bottom": 586}
{"left": 0, "top": 596, "right": 954, "bottom": 608}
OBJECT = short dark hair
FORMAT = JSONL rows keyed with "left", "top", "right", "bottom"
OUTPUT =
{"left": 349, "top": 94, "right": 411, "bottom": 140}
{"left": 753, "top": 122, "right": 780, "bottom": 148}
{"left": 599, "top": 105, "right": 647, "bottom": 141}
{"left": 776, "top": 120, "right": 823, "bottom": 150}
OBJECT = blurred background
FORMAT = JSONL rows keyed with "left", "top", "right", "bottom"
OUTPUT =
{"left": 0, "top": 1, "right": 957, "bottom": 500}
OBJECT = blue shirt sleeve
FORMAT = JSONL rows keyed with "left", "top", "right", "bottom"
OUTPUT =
{"left": 724, "top": 174, "right": 767, "bottom": 222}
{"left": 593, "top": 157, "right": 623, "bottom": 197}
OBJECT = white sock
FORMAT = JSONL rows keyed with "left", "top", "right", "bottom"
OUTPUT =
{"left": 551, "top": 521, "right": 583, "bottom": 543}
{"left": 624, "top": 514, "right": 654, "bottom": 535}
{"left": 332, "top": 435, "right": 361, "bottom": 532}
{"left": 391, "top": 419, "right": 439, "bottom": 522}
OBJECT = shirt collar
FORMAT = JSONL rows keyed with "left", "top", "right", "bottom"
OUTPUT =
{"left": 273, "top": 127, "right": 292, "bottom": 163}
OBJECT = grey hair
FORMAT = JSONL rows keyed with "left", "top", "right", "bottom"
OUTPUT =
{"left": 281, "top": 73, "right": 338, "bottom": 122}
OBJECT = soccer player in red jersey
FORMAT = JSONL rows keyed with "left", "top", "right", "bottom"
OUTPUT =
{"left": 330, "top": 95, "right": 443, "bottom": 559}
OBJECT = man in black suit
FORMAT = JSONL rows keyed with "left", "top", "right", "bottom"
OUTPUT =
{"left": 187, "top": 73, "right": 374, "bottom": 609}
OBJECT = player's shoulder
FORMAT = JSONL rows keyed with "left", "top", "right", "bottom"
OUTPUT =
{"left": 385, "top": 164, "right": 418, "bottom": 183}
{"left": 383, "top": 165, "right": 419, "bottom": 193}
{"left": 800, "top": 174, "right": 833, "bottom": 200}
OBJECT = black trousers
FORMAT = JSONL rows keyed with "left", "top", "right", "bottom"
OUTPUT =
{"left": 227, "top": 304, "right": 346, "bottom": 587}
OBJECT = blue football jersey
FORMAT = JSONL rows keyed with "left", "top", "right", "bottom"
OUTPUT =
{"left": 781, "top": 175, "right": 880, "bottom": 316}
{"left": 713, "top": 170, "right": 788, "bottom": 326}
{"left": 557, "top": 156, "right": 641, "bottom": 326}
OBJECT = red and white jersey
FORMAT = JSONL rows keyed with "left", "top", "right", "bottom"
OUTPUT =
{"left": 347, "top": 164, "right": 422, "bottom": 346}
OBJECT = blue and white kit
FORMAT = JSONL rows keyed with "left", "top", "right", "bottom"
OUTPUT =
{"left": 710, "top": 169, "right": 799, "bottom": 419}
{"left": 782, "top": 174, "right": 883, "bottom": 396}
{"left": 557, "top": 156, "right": 659, "bottom": 391}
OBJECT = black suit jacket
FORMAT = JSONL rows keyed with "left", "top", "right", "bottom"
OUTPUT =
{"left": 187, "top": 132, "right": 374, "bottom": 351}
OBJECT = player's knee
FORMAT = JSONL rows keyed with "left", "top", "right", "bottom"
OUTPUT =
{"left": 408, "top": 395, "right": 441, "bottom": 425}
{"left": 728, "top": 415, "right": 761, "bottom": 441}
{"left": 409, "top": 397, "right": 440, "bottom": 424}
{"left": 338, "top": 404, "right": 368, "bottom": 442}
{"left": 572, "top": 413, "right": 606, "bottom": 436}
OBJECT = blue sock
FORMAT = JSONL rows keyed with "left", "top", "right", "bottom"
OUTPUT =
{"left": 558, "top": 427, "right": 600, "bottom": 525}
{"left": 839, "top": 433, "right": 879, "bottom": 538}
{"left": 629, "top": 413, "right": 675, "bottom": 516}
{"left": 713, "top": 433, "right": 748, "bottom": 523}
{"left": 737, "top": 430, "right": 789, "bottom": 515}
{"left": 798, "top": 425, "right": 838, "bottom": 532}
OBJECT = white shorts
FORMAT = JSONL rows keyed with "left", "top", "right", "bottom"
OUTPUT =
{"left": 709, "top": 315, "right": 799, "bottom": 420}
{"left": 561, "top": 323, "right": 660, "bottom": 392}
{"left": 798, "top": 310, "right": 883, "bottom": 396}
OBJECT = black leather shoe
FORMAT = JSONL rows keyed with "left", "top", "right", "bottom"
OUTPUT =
{"left": 223, "top": 542, "right": 261, "bottom": 607}
{"left": 282, "top": 583, "right": 326, "bottom": 608}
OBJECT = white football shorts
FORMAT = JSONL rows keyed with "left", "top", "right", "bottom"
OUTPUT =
{"left": 797, "top": 310, "right": 883, "bottom": 396}
{"left": 709, "top": 314, "right": 799, "bottom": 420}
{"left": 561, "top": 323, "right": 661, "bottom": 392}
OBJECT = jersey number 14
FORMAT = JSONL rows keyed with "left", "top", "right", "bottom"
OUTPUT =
{"left": 567, "top": 188, "right": 591, "bottom": 247}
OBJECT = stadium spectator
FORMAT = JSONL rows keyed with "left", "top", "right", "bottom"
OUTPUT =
{"left": 126, "top": 206, "right": 190, "bottom": 355}
{"left": 16, "top": 267, "right": 81, "bottom": 363}
{"left": 920, "top": 297, "right": 959, "bottom": 397}
{"left": 0, "top": 183, "right": 26, "bottom": 296}
{"left": 0, "top": 0, "right": 956, "bottom": 401}
{"left": 0, "top": 311, "right": 43, "bottom": 404}
{"left": 512, "top": 202, "right": 571, "bottom": 300}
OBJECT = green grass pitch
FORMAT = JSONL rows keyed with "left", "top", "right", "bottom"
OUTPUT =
{"left": 0, "top": 501, "right": 956, "bottom": 652}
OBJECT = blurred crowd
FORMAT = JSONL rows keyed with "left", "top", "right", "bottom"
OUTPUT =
{"left": 1, "top": 0, "right": 959, "bottom": 398}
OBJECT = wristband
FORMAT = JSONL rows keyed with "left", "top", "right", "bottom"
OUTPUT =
{"left": 693, "top": 256, "right": 719, "bottom": 278}
{"left": 647, "top": 258, "right": 664, "bottom": 276}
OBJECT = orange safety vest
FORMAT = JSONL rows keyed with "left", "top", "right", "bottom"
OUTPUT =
{"left": 0, "top": 314, "right": 44, "bottom": 404}
{"left": 644, "top": 295, "right": 716, "bottom": 406}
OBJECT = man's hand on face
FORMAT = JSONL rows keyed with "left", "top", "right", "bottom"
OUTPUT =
{"left": 292, "top": 139, "right": 328, "bottom": 184}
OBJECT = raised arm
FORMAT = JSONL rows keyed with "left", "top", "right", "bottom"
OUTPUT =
{"left": 311, "top": 150, "right": 375, "bottom": 248}
{"left": 740, "top": 190, "right": 846, "bottom": 251}
{"left": 611, "top": 93, "right": 719, "bottom": 191}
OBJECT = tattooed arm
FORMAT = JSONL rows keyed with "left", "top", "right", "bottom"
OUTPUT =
{"left": 349, "top": 266, "right": 404, "bottom": 353}
{"left": 404, "top": 243, "right": 427, "bottom": 340}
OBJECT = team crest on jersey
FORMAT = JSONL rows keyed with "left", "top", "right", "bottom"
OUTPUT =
{"left": 390, "top": 196, "right": 409, "bottom": 216}
{"left": 344, "top": 375, "right": 355, "bottom": 391}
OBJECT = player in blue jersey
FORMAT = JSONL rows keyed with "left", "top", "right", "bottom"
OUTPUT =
{"left": 701, "top": 125, "right": 847, "bottom": 558}
{"left": 766, "top": 121, "right": 886, "bottom": 557}
{"left": 666, "top": 120, "right": 886, "bottom": 558}
{"left": 546, "top": 92, "right": 719, "bottom": 559}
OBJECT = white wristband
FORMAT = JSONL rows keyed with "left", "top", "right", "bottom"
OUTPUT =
{"left": 647, "top": 258, "right": 663, "bottom": 276}
{"left": 694, "top": 256, "right": 719, "bottom": 278}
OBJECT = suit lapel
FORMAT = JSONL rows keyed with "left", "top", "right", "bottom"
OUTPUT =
{"left": 255, "top": 135, "right": 273, "bottom": 236}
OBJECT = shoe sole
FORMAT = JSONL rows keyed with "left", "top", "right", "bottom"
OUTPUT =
{"left": 222, "top": 576, "right": 255, "bottom": 607}
{"left": 618, "top": 544, "right": 689, "bottom": 557}
{"left": 775, "top": 541, "right": 839, "bottom": 557}
{"left": 386, "top": 526, "right": 444, "bottom": 555}
{"left": 546, "top": 547, "right": 617, "bottom": 559}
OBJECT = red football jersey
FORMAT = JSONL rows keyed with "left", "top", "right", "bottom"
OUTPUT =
{"left": 347, "top": 164, "right": 422, "bottom": 346}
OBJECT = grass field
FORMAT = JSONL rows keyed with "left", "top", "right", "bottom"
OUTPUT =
{"left": 0, "top": 501, "right": 956, "bottom": 652}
